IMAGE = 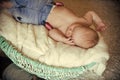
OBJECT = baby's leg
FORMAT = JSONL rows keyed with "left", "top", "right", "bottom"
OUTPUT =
{"left": 84, "top": 11, "right": 102, "bottom": 25}
{"left": 84, "top": 11, "right": 106, "bottom": 31}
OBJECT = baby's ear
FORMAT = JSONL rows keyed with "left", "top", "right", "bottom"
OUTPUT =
{"left": 65, "top": 27, "right": 73, "bottom": 37}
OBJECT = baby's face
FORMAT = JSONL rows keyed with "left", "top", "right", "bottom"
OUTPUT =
{"left": 71, "top": 27, "right": 99, "bottom": 49}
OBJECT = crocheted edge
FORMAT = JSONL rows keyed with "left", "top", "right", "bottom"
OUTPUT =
{"left": 0, "top": 36, "right": 96, "bottom": 80}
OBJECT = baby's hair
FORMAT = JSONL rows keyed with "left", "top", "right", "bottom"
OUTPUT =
{"left": 73, "top": 24, "right": 99, "bottom": 48}
{"left": 0, "top": 0, "right": 10, "bottom": 3}
{"left": 80, "top": 25, "right": 99, "bottom": 42}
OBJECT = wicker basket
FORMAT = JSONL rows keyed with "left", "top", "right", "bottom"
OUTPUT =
{"left": 0, "top": 36, "right": 96, "bottom": 80}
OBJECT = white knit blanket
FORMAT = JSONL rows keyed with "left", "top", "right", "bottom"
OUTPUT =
{"left": 0, "top": 11, "right": 109, "bottom": 76}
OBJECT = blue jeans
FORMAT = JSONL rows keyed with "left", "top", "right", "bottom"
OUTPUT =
{"left": 2, "top": 64, "right": 44, "bottom": 80}
{"left": 9, "top": 0, "right": 53, "bottom": 25}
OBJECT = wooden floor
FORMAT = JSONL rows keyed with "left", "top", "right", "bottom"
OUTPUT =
{"left": 0, "top": 0, "right": 120, "bottom": 79}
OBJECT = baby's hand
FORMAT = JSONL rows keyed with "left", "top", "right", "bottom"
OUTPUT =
{"left": 64, "top": 37, "right": 75, "bottom": 46}
{"left": 96, "top": 22, "right": 107, "bottom": 32}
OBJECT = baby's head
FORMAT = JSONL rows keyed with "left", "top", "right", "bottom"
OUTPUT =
{"left": 66, "top": 23, "right": 99, "bottom": 49}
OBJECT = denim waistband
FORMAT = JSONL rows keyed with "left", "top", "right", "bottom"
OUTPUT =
{"left": 38, "top": 3, "right": 53, "bottom": 25}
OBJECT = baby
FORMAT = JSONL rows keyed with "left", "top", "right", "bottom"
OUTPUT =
{"left": 0, "top": 0, "right": 106, "bottom": 49}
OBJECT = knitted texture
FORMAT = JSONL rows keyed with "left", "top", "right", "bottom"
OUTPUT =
{"left": 0, "top": 36, "right": 96, "bottom": 80}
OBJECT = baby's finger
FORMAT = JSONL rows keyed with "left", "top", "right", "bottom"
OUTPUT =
{"left": 70, "top": 41, "right": 75, "bottom": 45}
{"left": 69, "top": 42, "right": 75, "bottom": 45}
{"left": 67, "top": 37, "right": 72, "bottom": 41}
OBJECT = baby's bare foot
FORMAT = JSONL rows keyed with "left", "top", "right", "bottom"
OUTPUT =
{"left": 96, "top": 22, "right": 107, "bottom": 31}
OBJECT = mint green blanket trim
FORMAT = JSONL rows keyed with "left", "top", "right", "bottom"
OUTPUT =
{"left": 0, "top": 36, "right": 96, "bottom": 80}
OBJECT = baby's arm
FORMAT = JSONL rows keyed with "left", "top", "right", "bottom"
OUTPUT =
{"left": 83, "top": 11, "right": 107, "bottom": 31}
{"left": 48, "top": 29, "right": 75, "bottom": 45}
